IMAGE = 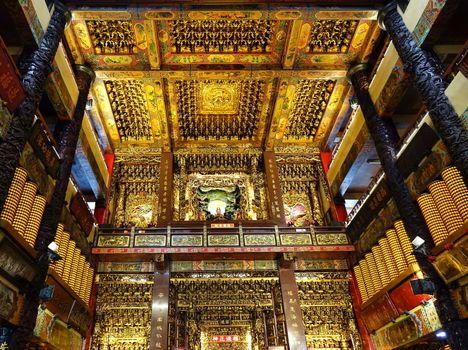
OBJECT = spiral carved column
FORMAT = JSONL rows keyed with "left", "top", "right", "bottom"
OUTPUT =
{"left": 348, "top": 64, "right": 468, "bottom": 350}
{"left": 0, "top": 1, "right": 71, "bottom": 210}
{"left": 8, "top": 65, "right": 95, "bottom": 349}
{"left": 379, "top": 2, "right": 468, "bottom": 184}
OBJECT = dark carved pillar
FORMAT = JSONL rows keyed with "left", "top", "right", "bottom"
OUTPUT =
{"left": 278, "top": 259, "right": 307, "bottom": 350}
{"left": 0, "top": 1, "right": 70, "bottom": 210}
{"left": 264, "top": 151, "right": 286, "bottom": 224}
{"left": 158, "top": 152, "right": 173, "bottom": 226}
{"left": 150, "top": 257, "right": 170, "bottom": 350}
{"left": 378, "top": 2, "right": 468, "bottom": 184}
{"left": 348, "top": 64, "right": 468, "bottom": 350}
{"left": 8, "top": 65, "right": 95, "bottom": 349}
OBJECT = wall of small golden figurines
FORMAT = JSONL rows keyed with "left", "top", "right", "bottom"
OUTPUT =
{"left": 168, "top": 272, "right": 285, "bottom": 350}
{"left": 111, "top": 158, "right": 160, "bottom": 227}
{"left": 91, "top": 274, "right": 153, "bottom": 350}
{"left": 296, "top": 272, "right": 361, "bottom": 350}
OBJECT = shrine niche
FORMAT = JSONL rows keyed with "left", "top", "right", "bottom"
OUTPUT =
{"left": 277, "top": 152, "right": 325, "bottom": 226}
{"left": 173, "top": 149, "right": 267, "bottom": 222}
{"left": 111, "top": 156, "right": 160, "bottom": 227}
{"left": 196, "top": 186, "right": 241, "bottom": 221}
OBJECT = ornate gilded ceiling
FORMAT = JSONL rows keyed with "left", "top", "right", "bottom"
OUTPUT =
{"left": 65, "top": 5, "right": 380, "bottom": 153}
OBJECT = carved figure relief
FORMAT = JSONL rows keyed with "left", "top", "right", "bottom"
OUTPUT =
{"left": 105, "top": 80, "right": 153, "bottom": 141}
{"left": 285, "top": 79, "right": 335, "bottom": 140}
{"left": 170, "top": 20, "right": 275, "bottom": 53}
{"left": 277, "top": 156, "right": 325, "bottom": 226}
{"left": 87, "top": 20, "right": 137, "bottom": 54}
{"left": 111, "top": 159, "right": 160, "bottom": 227}
{"left": 307, "top": 20, "right": 358, "bottom": 53}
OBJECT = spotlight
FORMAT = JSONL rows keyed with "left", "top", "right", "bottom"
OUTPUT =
{"left": 47, "top": 241, "right": 62, "bottom": 263}
{"left": 350, "top": 96, "right": 359, "bottom": 110}
{"left": 435, "top": 330, "right": 447, "bottom": 339}
{"left": 412, "top": 236, "right": 425, "bottom": 249}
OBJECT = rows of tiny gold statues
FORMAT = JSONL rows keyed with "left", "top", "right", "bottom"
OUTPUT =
{"left": 0, "top": 167, "right": 93, "bottom": 305}
{"left": 1, "top": 168, "right": 46, "bottom": 247}
{"left": 50, "top": 223, "right": 94, "bottom": 305}
{"left": 416, "top": 166, "right": 468, "bottom": 245}
{"left": 353, "top": 166, "right": 468, "bottom": 303}
{"left": 297, "top": 276, "right": 361, "bottom": 350}
{"left": 91, "top": 276, "right": 153, "bottom": 350}
{"left": 353, "top": 219, "right": 416, "bottom": 302}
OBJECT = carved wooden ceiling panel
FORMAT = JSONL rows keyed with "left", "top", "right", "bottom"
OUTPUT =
{"left": 174, "top": 79, "right": 267, "bottom": 141}
{"left": 284, "top": 79, "right": 336, "bottom": 140}
{"left": 306, "top": 20, "right": 358, "bottom": 54}
{"left": 66, "top": 5, "right": 379, "bottom": 153}
{"left": 104, "top": 79, "right": 153, "bottom": 141}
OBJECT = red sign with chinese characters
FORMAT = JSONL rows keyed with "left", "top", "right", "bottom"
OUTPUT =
{"left": 0, "top": 37, "right": 26, "bottom": 113}
{"left": 211, "top": 335, "right": 239, "bottom": 342}
{"left": 211, "top": 223, "right": 235, "bottom": 228}
{"left": 389, "top": 278, "right": 431, "bottom": 314}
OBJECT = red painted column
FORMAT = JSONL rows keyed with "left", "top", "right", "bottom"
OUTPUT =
{"left": 334, "top": 198, "right": 348, "bottom": 222}
{"left": 320, "top": 151, "right": 332, "bottom": 173}
{"left": 94, "top": 152, "right": 115, "bottom": 224}
{"left": 93, "top": 199, "right": 106, "bottom": 224}
{"left": 157, "top": 152, "right": 173, "bottom": 226}
{"left": 349, "top": 272, "right": 374, "bottom": 350}
{"left": 264, "top": 151, "right": 286, "bottom": 224}
{"left": 320, "top": 151, "right": 347, "bottom": 222}
{"left": 104, "top": 152, "right": 115, "bottom": 180}
{"left": 83, "top": 271, "right": 98, "bottom": 350}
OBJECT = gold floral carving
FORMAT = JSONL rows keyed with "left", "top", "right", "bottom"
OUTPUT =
{"left": 297, "top": 273, "right": 361, "bottom": 349}
{"left": 198, "top": 81, "right": 240, "bottom": 115}
{"left": 111, "top": 160, "right": 160, "bottom": 227}
{"left": 97, "top": 235, "right": 130, "bottom": 247}
{"left": 134, "top": 235, "right": 166, "bottom": 247}
{"left": 171, "top": 235, "right": 203, "bottom": 246}
{"left": 170, "top": 20, "right": 275, "bottom": 53}
{"left": 285, "top": 79, "right": 335, "bottom": 140}
{"left": 277, "top": 159, "right": 325, "bottom": 225}
{"left": 92, "top": 274, "right": 153, "bottom": 349}
{"left": 208, "top": 234, "right": 239, "bottom": 246}
{"left": 87, "top": 20, "right": 137, "bottom": 54}
{"left": 244, "top": 234, "right": 276, "bottom": 246}
{"left": 316, "top": 233, "right": 349, "bottom": 245}
{"left": 105, "top": 80, "right": 153, "bottom": 141}
{"left": 307, "top": 20, "right": 358, "bottom": 53}
{"left": 280, "top": 233, "right": 312, "bottom": 245}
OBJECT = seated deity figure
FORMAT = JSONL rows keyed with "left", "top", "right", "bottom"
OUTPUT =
{"left": 215, "top": 207, "right": 223, "bottom": 219}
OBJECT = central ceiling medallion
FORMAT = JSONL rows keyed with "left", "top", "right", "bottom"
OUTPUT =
{"left": 175, "top": 79, "right": 265, "bottom": 141}
{"left": 198, "top": 81, "right": 240, "bottom": 115}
